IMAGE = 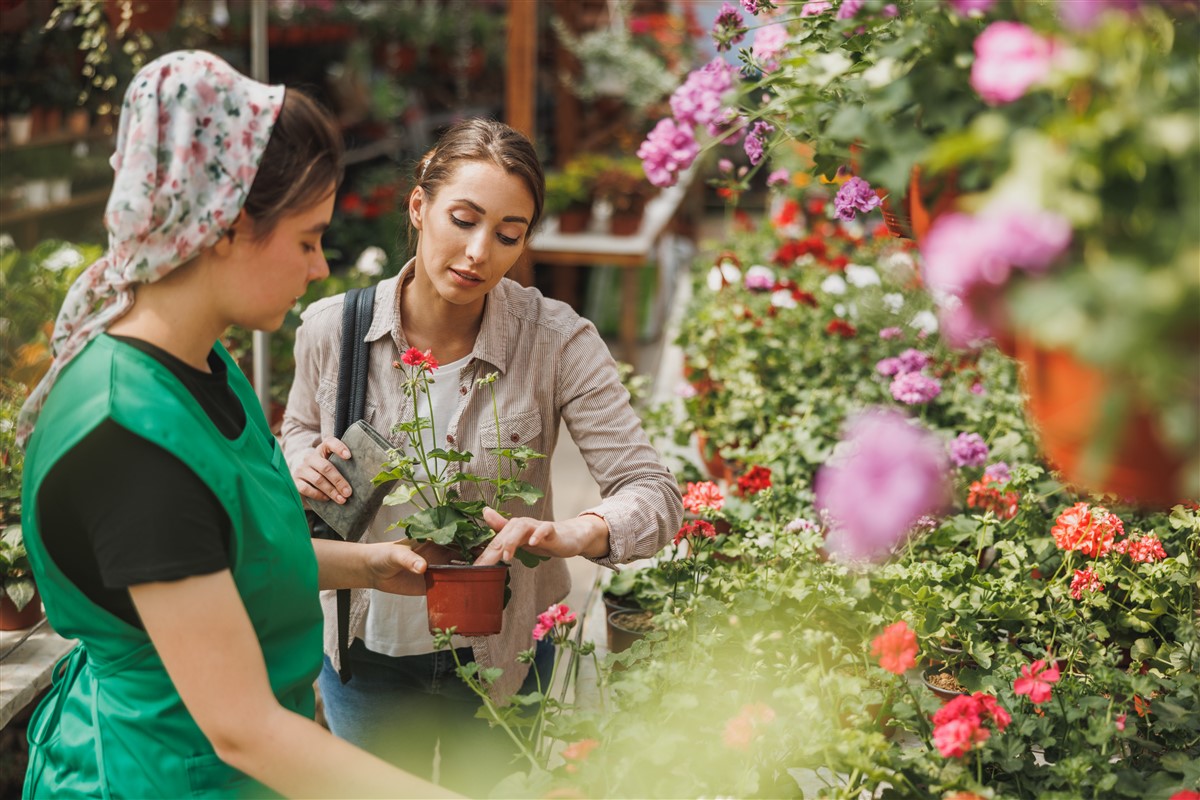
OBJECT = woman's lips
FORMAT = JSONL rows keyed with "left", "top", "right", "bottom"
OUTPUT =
{"left": 450, "top": 267, "right": 484, "bottom": 285}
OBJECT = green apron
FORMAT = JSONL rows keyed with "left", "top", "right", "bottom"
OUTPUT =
{"left": 20, "top": 335, "right": 322, "bottom": 799}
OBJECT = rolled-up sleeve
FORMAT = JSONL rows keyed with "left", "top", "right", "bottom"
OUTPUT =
{"left": 555, "top": 318, "right": 683, "bottom": 567}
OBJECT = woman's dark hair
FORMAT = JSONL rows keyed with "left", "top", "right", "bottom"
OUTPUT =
{"left": 243, "top": 87, "right": 343, "bottom": 239}
{"left": 407, "top": 119, "right": 545, "bottom": 250}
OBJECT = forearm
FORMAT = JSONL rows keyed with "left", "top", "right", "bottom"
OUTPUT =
{"left": 565, "top": 512, "right": 611, "bottom": 559}
{"left": 218, "top": 704, "right": 456, "bottom": 799}
{"left": 312, "top": 538, "right": 372, "bottom": 590}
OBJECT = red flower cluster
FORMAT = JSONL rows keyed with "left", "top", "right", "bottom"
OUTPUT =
{"left": 682, "top": 481, "right": 724, "bottom": 514}
{"left": 1069, "top": 566, "right": 1105, "bottom": 600}
{"left": 1114, "top": 531, "right": 1168, "bottom": 563}
{"left": 772, "top": 198, "right": 802, "bottom": 230}
{"left": 1013, "top": 658, "right": 1060, "bottom": 704}
{"left": 339, "top": 183, "right": 398, "bottom": 219}
{"left": 673, "top": 519, "right": 717, "bottom": 546}
{"left": 966, "top": 474, "right": 1019, "bottom": 520}
{"left": 1051, "top": 502, "right": 1124, "bottom": 558}
{"left": 559, "top": 738, "right": 599, "bottom": 774}
{"left": 870, "top": 621, "right": 919, "bottom": 675}
{"left": 825, "top": 319, "right": 857, "bottom": 338}
{"left": 932, "top": 692, "right": 1011, "bottom": 758}
{"left": 736, "top": 465, "right": 772, "bottom": 497}
{"left": 772, "top": 235, "right": 827, "bottom": 266}
{"left": 722, "top": 703, "right": 776, "bottom": 750}
{"left": 399, "top": 347, "right": 439, "bottom": 373}
{"left": 532, "top": 603, "right": 576, "bottom": 642}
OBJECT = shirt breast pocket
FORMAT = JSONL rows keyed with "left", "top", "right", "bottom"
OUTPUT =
{"left": 478, "top": 409, "right": 543, "bottom": 478}
{"left": 314, "top": 377, "right": 380, "bottom": 434}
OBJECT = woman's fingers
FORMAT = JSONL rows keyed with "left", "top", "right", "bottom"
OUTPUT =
{"left": 293, "top": 439, "right": 353, "bottom": 502}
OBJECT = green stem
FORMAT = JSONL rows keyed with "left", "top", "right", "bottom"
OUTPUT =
{"left": 446, "top": 647, "right": 540, "bottom": 770}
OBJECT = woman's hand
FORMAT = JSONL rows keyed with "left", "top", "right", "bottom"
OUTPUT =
{"left": 364, "top": 541, "right": 432, "bottom": 596}
{"left": 473, "top": 507, "right": 610, "bottom": 566}
{"left": 292, "top": 437, "right": 352, "bottom": 503}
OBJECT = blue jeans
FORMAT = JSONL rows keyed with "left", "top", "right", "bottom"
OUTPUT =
{"left": 318, "top": 638, "right": 554, "bottom": 797}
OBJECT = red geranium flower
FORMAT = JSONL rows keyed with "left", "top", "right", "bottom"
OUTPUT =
{"left": 682, "top": 481, "right": 724, "bottom": 514}
{"left": 825, "top": 319, "right": 857, "bottom": 338}
{"left": 870, "top": 621, "right": 918, "bottom": 675}
{"left": 1013, "top": 659, "right": 1060, "bottom": 704}
{"left": 673, "top": 519, "right": 717, "bottom": 546}
{"left": 1069, "top": 566, "right": 1105, "bottom": 600}
{"left": 967, "top": 475, "right": 1019, "bottom": 520}
{"left": 400, "top": 347, "right": 439, "bottom": 372}
{"left": 722, "top": 703, "right": 776, "bottom": 750}
{"left": 1051, "top": 502, "right": 1124, "bottom": 557}
{"left": 736, "top": 465, "right": 772, "bottom": 497}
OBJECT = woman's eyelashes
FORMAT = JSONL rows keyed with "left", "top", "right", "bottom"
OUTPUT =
{"left": 450, "top": 214, "right": 522, "bottom": 246}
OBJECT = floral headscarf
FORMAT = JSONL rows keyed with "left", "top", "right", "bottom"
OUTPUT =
{"left": 17, "top": 51, "right": 284, "bottom": 446}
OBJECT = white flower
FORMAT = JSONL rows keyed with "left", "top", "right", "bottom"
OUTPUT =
{"left": 910, "top": 310, "right": 939, "bottom": 334}
{"left": 796, "top": 253, "right": 816, "bottom": 268}
{"left": 354, "top": 246, "right": 387, "bottom": 277}
{"left": 0, "top": 234, "right": 14, "bottom": 252}
{"left": 743, "top": 264, "right": 776, "bottom": 291}
{"left": 881, "top": 250, "right": 916, "bottom": 273}
{"left": 675, "top": 382, "right": 698, "bottom": 399}
{"left": 0, "top": 418, "right": 12, "bottom": 433}
{"left": 753, "top": 532, "right": 776, "bottom": 549}
{"left": 883, "top": 292, "right": 905, "bottom": 313}
{"left": 43, "top": 245, "right": 84, "bottom": 272}
{"left": 820, "top": 274, "right": 847, "bottom": 295}
{"left": 770, "top": 289, "right": 798, "bottom": 309}
{"left": 844, "top": 264, "right": 881, "bottom": 287}
{"left": 707, "top": 261, "right": 742, "bottom": 291}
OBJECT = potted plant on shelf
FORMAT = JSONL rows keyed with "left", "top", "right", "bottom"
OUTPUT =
{"left": 591, "top": 155, "right": 657, "bottom": 236}
{"left": 374, "top": 351, "right": 547, "bottom": 636}
{"left": 0, "top": 526, "right": 41, "bottom": 630}
{"left": 544, "top": 159, "right": 597, "bottom": 234}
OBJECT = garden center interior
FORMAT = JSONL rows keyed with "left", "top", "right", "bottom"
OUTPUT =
{"left": 0, "top": 1, "right": 1197, "bottom": 798}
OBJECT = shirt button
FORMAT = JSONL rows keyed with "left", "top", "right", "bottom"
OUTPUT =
{"left": 510, "top": 433, "right": 520, "bottom": 443}
{"left": 460, "top": 386, "right": 467, "bottom": 395}
{"left": 447, "top": 434, "right": 454, "bottom": 444}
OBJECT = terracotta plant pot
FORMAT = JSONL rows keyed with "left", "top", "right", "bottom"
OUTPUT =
{"left": 607, "top": 609, "right": 656, "bottom": 655}
{"left": 424, "top": 564, "right": 508, "bottom": 636}
{"left": 0, "top": 588, "right": 43, "bottom": 631}
{"left": 1006, "top": 337, "right": 1189, "bottom": 508}
{"left": 557, "top": 204, "right": 592, "bottom": 234}
{"left": 695, "top": 432, "right": 736, "bottom": 483}
{"left": 921, "top": 668, "right": 968, "bottom": 705}
{"left": 609, "top": 212, "right": 642, "bottom": 236}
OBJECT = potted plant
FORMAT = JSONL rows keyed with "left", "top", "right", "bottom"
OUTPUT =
{"left": 0, "top": 526, "right": 41, "bottom": 630}
{"left": 374, "top": 352, "right": 547, "bottom": 636}
{"left": 591, "top": 155, "right": 657, "bottom": 236}
{"left": 544, "top": 159, "right": 597, "bottom": 234}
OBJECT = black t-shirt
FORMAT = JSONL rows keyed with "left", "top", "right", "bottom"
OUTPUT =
{"left": 37, "top": 335, "right": 247, "bottom": 629}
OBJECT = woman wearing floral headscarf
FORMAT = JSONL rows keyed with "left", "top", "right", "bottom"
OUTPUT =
{"left": 17, "top": 52, "right": 453, "bottom": 798}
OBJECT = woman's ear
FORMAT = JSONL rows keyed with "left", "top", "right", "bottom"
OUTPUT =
{"left": 213, "top": 211, "right": 252, "bottom": 257}
{"left": 409, "top": 188, "right": 425, "bottom": 231}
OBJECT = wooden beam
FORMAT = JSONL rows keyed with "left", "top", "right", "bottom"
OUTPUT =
{"left": 505, "top": 0, "right": 538, "bottom": 139}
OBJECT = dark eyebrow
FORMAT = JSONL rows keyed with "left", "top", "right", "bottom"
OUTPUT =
{"left": 453, "top": 198, "right": 529, "bottom": 227}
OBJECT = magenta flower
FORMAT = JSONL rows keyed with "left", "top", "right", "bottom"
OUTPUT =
{"left": 744, "top": 264, "right": 776, "bottom": 291}
{"left": 984, "top": 461, "right": 1011, "bottom": 483}
{"left": 879, "top": 326, "right": 903, "bottom": 340}
{"left": 1013, "top": 659, "right": 1060, "bottom": 704}
{"left": 948, "top": 0, "right": 995, "bottom": 14}
{"left": 882, "top": 3, "right": 898, "bottom": 15}
{"left": 533, "top": 602, "right": 577, "bottom": 642}
{"left": 834, "top": 177, "right": 882, "bottom": 221}
{"left": 890, "top": 372, "right": 942, "bottom": 404}
{"left": 837, "top": 0, "right": 865, "bottom": 19}
{"left": 801, "top": 1, "right": 832, "bottom": 15}
{"left": 896, "top": 348, "right": 930, "bottom": 374}
{"left": 950, "top": 432, "right": 989, "bottom": 468}
{"left": 1058, "top": 0, "right": 1140, "bottom": 31}
{"left": 752, "top": 22, "right": 789, "bottom": 72}
{"left": 971, "top": 22, "right": 1057, "bottom": 105}
{"left": 744, "top": 120, "right": 775, "bottom": 166}
{"left": 815, "top": 409, "right": 950, "bottom": 561}
{"left": 670, "top": 59, "right": 735, "bottom": 131}
{"left": 876, "top": 357, "right": 902, "bottom": 377}
{"left": 766, "top": 168, "right": 790, "bottom": 187}
{"left": 638, "top": 118, "right": 700, "bottom": 188}
{"left": 712, "top": 2, "right": 748, "bottom": 51}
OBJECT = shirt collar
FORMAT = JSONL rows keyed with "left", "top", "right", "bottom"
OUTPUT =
{"left": 365, "top": 258, "right": 510, "bottom": 375}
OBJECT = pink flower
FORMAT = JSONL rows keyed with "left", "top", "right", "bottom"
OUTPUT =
{"left": 673, "top": 519, "right": 718, "bottom": 546}
{"left": 933, "top": 717, "right": 989, "bottom": 758}
{"left": 948, "top": 0, "right": 995, "bottom": 14}
{"left": 950, "top": 432, "right": 989, "bottom": 468}
{"left": 560, "top": 738, "right": 599, "bottom": 773}
{"left": 533, "top": 603, "right": 577, "bottom": 641}
{"left": 836, "top": 0, "right": 864, "bottom": 19}
{"left": 871, "top": 621, "right": 919, "bottom": 674}
{"left": 801, "top": 1, "right": 832, "bottom": 15}
{"left": 766, "top": 168, "right": 790, "bottom": 187}
{"left": 1070, "top": 567, "right": 1105, "bottom": 600}
{"left": 722, "top": 703, "right": 776, "bottom": 750}
{"left": 1013, "top": 659, "right": 1060, "bottom": 704}
{"left": 880, "top": 327, "right": 903, "bottom": 340}
{"left": 1115, "top": 532, "right": 1168, "bottom": 563}
{"left": 683, "top": 481, "right": 725, "bottom": 514}
{"left": 931, "top": 692, "right": 1008, "bottom": 758}
{"left": 752, "top": 22, "right": 790, "bottom": 72}
{"left": 970, "top": 22, "right": 1057, "bottom": 105}
{"left": 815, "top": 409, "right": 950, "bottom": 561}
{"left": 890, "top": 372, "right": 942, "bottom": 404}
{"left": 637, "top": 118, "right": 700, "bottom": 188}
{"left": 670, "top": 59, "right": 735, "bottom": 131}
{"left": 1115, "top": 713, "right": 1126, "bottom": 731}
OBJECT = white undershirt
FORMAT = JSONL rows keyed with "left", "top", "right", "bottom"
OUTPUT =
{"left": 363, "top": 352, "right": 473, "bottom": 657}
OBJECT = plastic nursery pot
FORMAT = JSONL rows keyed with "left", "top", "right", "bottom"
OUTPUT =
{"left": 423, "top": 564, "right": 508, "bottom": 637}
{"left": 607, "top": 609, "right": 656, "bottom": 655}
{"left": 921, "top": 668, "right": 968, "bottom": 706}
{"left": 0, "top": 588, "right": 44, "bottom": 631}
{"left": 1005, "top": 337, "right": 1189, "bottom": 509}
{"left": 602, "top": 592, "right": 642, "bottom": 618}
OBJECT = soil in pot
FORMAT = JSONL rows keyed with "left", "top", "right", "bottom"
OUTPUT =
{"left": 922, "top": 668, "right": 968, "bottom": 705}
{"left": 0, "top": 589, "right": 43, "bottom": 631}
{"left": 607, "top": 609, "right": 656, "bottom": 655}
{"left": 424, "top": 564, "right": 508, "bottom": 636}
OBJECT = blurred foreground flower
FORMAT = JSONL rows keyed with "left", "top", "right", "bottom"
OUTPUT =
{"left": 815, "top": 409, "right": 950, "bottom": 561}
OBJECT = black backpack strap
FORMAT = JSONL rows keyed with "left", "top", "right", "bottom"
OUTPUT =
{"left": 333, "top": 284, "right": 377, "bottom": 684}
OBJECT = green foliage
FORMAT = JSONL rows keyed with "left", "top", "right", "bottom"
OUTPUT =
{"left": 0, "top": 525, "right": 35, "bottom": 611}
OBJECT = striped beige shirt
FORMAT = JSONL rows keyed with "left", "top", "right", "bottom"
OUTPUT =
{"left": 281, "top": 262, "right": 682, "bottom": 699}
